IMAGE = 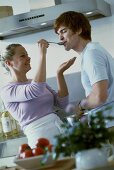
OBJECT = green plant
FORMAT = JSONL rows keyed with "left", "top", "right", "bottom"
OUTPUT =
{"left": 54, "top": 108, "right": 114, "bottom": 159}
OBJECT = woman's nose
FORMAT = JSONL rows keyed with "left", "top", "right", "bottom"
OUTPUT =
{"left": 27, "top": 56, "right": 31, "bottom": 61}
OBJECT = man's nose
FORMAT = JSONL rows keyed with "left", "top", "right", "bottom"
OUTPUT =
{"left": 59, "top": 34, "right": 64, "bottom": 41}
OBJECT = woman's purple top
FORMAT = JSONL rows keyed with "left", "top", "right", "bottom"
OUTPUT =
{"left": 0, "top": 81, "right": 68, "bottom": 130}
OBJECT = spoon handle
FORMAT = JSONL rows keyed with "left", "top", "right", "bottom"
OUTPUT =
{"left": 48, "top": 42, "right": 63, "bottom": 45}
{"left": 48, "top": 41, "right": 58, "bottom": 44}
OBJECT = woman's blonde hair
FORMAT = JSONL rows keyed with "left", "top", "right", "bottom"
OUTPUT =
{"left": 0, "top": 44, "right": 22, "bottom": 72}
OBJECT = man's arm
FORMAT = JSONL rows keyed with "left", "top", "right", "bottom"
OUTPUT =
{"left": 79, "top": 79, "right": 108, "bottom": 111}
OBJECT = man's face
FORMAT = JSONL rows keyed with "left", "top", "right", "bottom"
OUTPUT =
{"left": 57, "top": 26, "right": 80, "bottom": 51}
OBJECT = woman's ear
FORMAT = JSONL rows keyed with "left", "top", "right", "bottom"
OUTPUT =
{"left": 5, "top": 60, "right": 13, "bottom": 67}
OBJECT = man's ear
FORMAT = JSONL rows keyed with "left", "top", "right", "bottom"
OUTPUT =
{"left": 74, "top": 28, "right": 82, "bottom": 35}
{"left": 78, "top": 28, "right": 82, "bottom": 35}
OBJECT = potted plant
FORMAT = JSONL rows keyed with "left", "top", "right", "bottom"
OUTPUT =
{"left": 53, "top": 107, "right": 114, "bottom": 169}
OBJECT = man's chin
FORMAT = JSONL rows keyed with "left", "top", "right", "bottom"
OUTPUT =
{"left": 65, "top": 47, "right": 70, "bottom": 51}
{"left": 64, "top": 44, "right": 70, "bottom": 51}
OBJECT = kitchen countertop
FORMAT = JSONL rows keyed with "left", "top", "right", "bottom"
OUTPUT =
{"left": 0, "top": 136, "right": 28, "bottom": 168}
{"left": 1, "top": 157, "right": 114, "bottom": 170}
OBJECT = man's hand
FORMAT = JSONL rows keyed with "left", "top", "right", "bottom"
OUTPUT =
{"left": 65, "top": 103, "right": 85, "bottom": 119}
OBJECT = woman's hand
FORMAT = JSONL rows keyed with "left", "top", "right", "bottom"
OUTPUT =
{"left": 56, "top": 57, "right": 76, "bottom": 97}
{"left": 38, "top": 39, "right": 49, "bottom": 55}
{"left": 57, "top": 57, "right": 76, "bottom": 75}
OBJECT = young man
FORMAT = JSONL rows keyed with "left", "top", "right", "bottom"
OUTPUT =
{"left": 54, "top": 11, "right": 114, "bottom": 129}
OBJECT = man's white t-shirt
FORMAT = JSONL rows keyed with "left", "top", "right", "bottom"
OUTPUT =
{"left": 81, "top": 42, "right": 114, "bottom": 127}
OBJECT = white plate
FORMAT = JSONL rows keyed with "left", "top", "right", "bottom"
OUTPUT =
{"left": 14, "top": 154, "right": 55, "bottom": 170}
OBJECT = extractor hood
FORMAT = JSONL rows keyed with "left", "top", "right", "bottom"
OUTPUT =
{"left": 0, "top": 0, "right": 111, "bottom": 40}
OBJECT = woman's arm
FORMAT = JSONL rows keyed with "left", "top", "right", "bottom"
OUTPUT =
{"left": 57, "top": 57, "right": 76, "bottom": 97}
{"left": 46, "top": 57, "right": 76, "bottom": 110}
{"left": 0, "top": 82, "right": 47, "bottom": 102}
{"left": 0, "top": 39, "right": 49, "bottom": 103}
{"left": 33, "top": 39, "right": 49, "bottom": 83}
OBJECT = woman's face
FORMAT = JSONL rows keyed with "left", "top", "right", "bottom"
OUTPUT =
{"left": 9, "top": 46, "right": 31, "bottom": 73}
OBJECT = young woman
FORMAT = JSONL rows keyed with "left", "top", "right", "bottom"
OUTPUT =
{"left": 0, "top": 39, "right": 76, "bottom": 148}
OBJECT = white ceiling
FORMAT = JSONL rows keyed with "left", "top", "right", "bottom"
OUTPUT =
{"left": 0, "top": 0, "right": 114, "bottom": 15}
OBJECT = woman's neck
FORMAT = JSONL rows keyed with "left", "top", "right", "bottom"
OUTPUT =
{"left": 11, "top": 77, "right": 28, "bottom": 83}
{"left": 11, "top": 73, "right": 28, "bottom": 82}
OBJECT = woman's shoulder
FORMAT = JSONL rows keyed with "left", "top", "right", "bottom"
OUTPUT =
{"left": 1, "top": 79, "right": 31, "bottom": 88}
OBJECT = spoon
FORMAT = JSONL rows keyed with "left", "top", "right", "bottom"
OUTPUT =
{"left": 48, "top": 41, "right": 64, "bottom": 45}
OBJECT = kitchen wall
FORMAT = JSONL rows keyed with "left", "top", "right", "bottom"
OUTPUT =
{"left": 0, "top": 0, "right": 114, "bottom": 80}
{"left": 0, "top": 14, "right": 114, "bottom": 79}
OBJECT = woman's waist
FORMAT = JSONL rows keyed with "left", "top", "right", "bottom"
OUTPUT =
{"left": 23, "top": 112, "right": 58, "bottom": 131}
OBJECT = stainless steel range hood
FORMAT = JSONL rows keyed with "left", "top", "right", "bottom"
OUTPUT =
{"left": 0, "top": 0, "right": 111, "bottom": 40}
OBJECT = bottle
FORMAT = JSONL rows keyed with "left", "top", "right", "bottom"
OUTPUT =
{"left": 1, "top": 111, "right": 13, "bottom": 139}
{"left": 16, "top": 121, "right": 24, "bottom": 136}
{"left": 0, "top": 116, "right": 4, "bottom": 141}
